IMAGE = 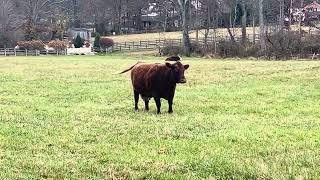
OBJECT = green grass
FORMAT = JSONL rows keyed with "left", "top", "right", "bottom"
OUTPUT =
{"left": 0, "top": 55, "right": 320, "bottom": 179}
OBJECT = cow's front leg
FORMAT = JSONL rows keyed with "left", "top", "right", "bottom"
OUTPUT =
{"left": 168, "top": 98, "right": 173, "bottom": 114}
{"left": 144, "top": 99, "right": 150, "bottom": 111}
{"left": 154, "top": 97, "right": 161, "bottom": 114}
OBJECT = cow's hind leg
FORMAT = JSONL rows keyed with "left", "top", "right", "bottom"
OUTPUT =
{"left": 154, "top": 97, "right": 161, "bottom": 114}
{"left": 168, "top": 98, "right": 173, "bottom": 114}
{"left": 142, "top": 96, "right": 150, "bottom": 111}
{"left": 134, "top": 90, "right": 139, "bottom": 111}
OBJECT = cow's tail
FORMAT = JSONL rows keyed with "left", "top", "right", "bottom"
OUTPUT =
{"left": 118, "top": 62, "right": 141, "bottom": 74}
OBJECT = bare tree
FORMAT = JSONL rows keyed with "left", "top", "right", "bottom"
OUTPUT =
{"left": 298, "top": 0, "right": 303, "bottom": 33}
{"left": 0, "top": 0, "right": 22, "bottom": 46}
{"left": 154, "top": 0, "right": 177, "bottom": 32}
{"left": 15, "top": 0, "right": 66, "bottom": 40}
{"left": 279, "top": 0, "right": 284, "bottom": 31}
{"left": 251, "top": 0, "right": 257, "bottom": 44}
{"left": 241, "top": 0, "right": 247, "bottom": 45}
{"left": 177, "top": 0, "right": 191, "bottom": 56}
{"left": 259, "top": 0, "right": 266, "bottom": 51}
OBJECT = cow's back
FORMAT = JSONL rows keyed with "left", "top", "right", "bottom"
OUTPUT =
{"left": 131, "top": 63, "right": 159, "bottom": 93}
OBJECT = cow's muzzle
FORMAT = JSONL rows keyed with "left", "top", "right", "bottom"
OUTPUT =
{"left": 178, "top": 78, "right": 187, "bottom": 83}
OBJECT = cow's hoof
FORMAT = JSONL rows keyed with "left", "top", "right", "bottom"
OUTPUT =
{"left": 168, "top": 111, "right": 173, "bottom": 114}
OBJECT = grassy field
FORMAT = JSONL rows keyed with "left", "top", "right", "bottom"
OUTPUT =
{"left": 0, "top": 55, "right": 320, "bottom": 179}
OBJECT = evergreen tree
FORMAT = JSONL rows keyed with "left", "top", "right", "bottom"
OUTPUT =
{"left": 93, "top": 33, "right": 101, "bottom": 48}
{"left": 74, "top": 34, "right": 84, "bottom": 48}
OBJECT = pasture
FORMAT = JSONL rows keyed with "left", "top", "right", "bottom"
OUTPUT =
{"left": 0, "top": 55, "right": 320, "bottom": 179}
{"left": 105, "top": 25, "right": 314, "bottom": 43}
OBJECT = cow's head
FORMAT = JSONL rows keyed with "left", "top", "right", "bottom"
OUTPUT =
{"left": 166, "top": 62, "right": 189, "bottom": 83}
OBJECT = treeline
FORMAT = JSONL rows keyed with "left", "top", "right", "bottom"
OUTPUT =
{"left": 1, "top": 0, "right": 319, "bottom": 59}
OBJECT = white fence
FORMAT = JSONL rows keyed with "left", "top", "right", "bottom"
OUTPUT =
{"left": 66, "top": 48, "right": 94, "bottom": 55}
{"left": 0, "top": 48, "right": 67, "bottom": 56}
{"left": 0, "top": 48, "right": 96, "bottom": 56}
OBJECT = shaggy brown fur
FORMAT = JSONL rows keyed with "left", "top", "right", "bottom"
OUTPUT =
{"left": 120, "top": 62, "right": 189, "bottom": 114}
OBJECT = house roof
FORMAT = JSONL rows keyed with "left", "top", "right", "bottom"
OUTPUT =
{"left": 304, "top": 1, "right": 320, "bottom": 9}
{"left": 291, "top": 0, "right": 317, "bottom": 8}
{"left": 68, "top": 28, "right": 91, "bottom": 32}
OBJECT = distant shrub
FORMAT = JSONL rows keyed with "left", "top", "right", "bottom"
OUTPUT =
{"left": 302, "top": 35, "right": 320, "bottom": 56}
{"left": 74, "top": 35, "right": 84, "bottom": 48}
{"left": 94, "top": 33, "right": 101, "bottom": 49}
{"left": 100, "top": 37, "right": 114, "bottom": 49}
{"left": 48, "top": 40, "right": 67, "bottom": 50}
{"left": 265, "top": 31, "right": 302, "bottom": 59}
{"left": 160, "top": 31, "right": 320, "bottom": 59}
{"left": 17, "top": 40, "right": 45, "bottom": 50}
{"left": 161, "top": 45, "right": 183, "bottom": 56}
{"left": 190, "top": 43, "right": 205, "bottom": 56}
{"left": 85, "top": 41, "right": 91, "bottom": 48}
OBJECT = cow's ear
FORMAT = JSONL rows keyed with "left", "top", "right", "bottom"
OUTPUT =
{"left": 165, "top": 63, "right": 172, "bottom": 68}
{"left": 184, "top": 64, "right": 189, "bottom": 70}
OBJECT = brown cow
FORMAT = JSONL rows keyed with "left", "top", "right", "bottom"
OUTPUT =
{"left": 165, "top": 56, "right": 182, "bottom": 61}
{"left": 120, "top": 62, "right": 189, "bottom": 114}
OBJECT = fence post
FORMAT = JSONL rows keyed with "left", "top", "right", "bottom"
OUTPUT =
{"left": 26, "top": 49, "right": 28, "bottom": 56}
{"left": 4, "top": 48, "right": 6, "bottom": 56}
{"left": 14, "top": 48, "right": 16, "bottom": 56}
{"left": 56, "top": 50, "right": 58, "bottom": 55}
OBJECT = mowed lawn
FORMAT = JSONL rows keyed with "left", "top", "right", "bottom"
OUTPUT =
{"left": 0, "top": 55, "right": 320, "bottom": 179}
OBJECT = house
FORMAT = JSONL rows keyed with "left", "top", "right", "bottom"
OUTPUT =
{"left": 121, "top": 2, "right": 182, "bottom": 33}
{"left": 290, "top": 0, "right": 305, "bottom": 22}
{"left": 67, "top": 28, "right": 92, "bottom": 41}
{"left": 304, "top": 1, "right": 320, "bottom": 12}
{"left": 290, "top": 1, "right": 320, "bottom": 22}
{"left": 304, "top": 1, "right": 320, "bottom": 20}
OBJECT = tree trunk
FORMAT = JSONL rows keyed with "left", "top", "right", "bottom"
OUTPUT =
{"left": 279, "top": 0, "right": 284, "bottom": 31}
{"left": 179, "top": 0, "right": 191, "bottom": 57}
{"left": 253, "top": 2, "right": 256, "bottom": 44}
{"left": 289, "top": 0, "right": 293, "bottom": 29}
{"left": 118, "top": 0, "right": 122, "bottom": 34}
{"left": 241, "top": 0, "right": 247, "bottom": 45}
{"left": 259, "top": 0, "right": 266, "bottom": 52}
{"left": 164, "top": 11, "right": 168, "bottom": 32}
{"left": 204, "top": 1, "right": 211, "bottom": 53}
{"left": 195, "top": 0, "right": 199, "bottom": 43}
{"left": 298, "top": 0, "right": 304, "bottom": 33}
{"left": 227, "top": 27, "right": 236, "bottom": 43}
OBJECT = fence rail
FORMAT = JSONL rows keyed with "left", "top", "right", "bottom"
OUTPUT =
{"left": 1, "top": 34, "right": 262, "bottom": 55}
{"left": 0, "top": 48, "right": 67, "bottom": 56}
{"left": 111, "top": 34, "right": 261, "bottom": 52}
